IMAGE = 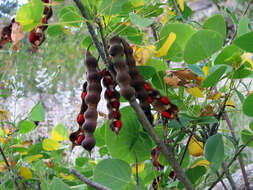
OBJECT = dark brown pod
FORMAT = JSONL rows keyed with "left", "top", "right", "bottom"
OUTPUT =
{"left": 84, "top": 108, "right": 98, "bottom": 121}
{"left": 85, "top": 93, "right": 101, "bottom": 107}
{"left": 81, "top": 133, "right": 96, "bottom": 151}
{"left": 82, "top": 120, "right": 97, "bottom": 133}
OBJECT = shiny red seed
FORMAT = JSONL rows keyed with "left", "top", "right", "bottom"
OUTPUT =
{"left": 160, "top": 97, "right": 169, "bottom": 105}
{"left": 42, "top": 17, "right": 46, "bottom": 24}
{"left": 29, "top": 31, "right": 36, "bottom": 43}
{"left": 112, "top": 100, "right": 119, "bottom": 109}
{"left": 148, "top": 96, "right": 152, "bottom": 103}
{"left": 155, "top": 154, "right": 159, "bottom": 167}
{"left": 114, "top": 120, "right": 122, "bottom": 129}
{"left": 98, "top": 70, "right": 103, "bottom": 77}
{"left": 106, "top": 89, "right": 112, "bottom": 97}
{"left": 144, "top": 83, "right": 151, "bottom": 91}
{"left": 162, "top": 111, "right": 170, "bottom": 118}
{"left": 104, "top": 77, "right": 111, "bottom": 86}
{"left": 113, "top": 111, "right": 120, "bottom": 119}
{"left": 77, "top": 114, "right": 84, "bottom": 125}
{"left": 81, "top": 92, "right": 87, "bottom": 100}
{"left": 77, "top": 135, "right": 84, "bottom": 144}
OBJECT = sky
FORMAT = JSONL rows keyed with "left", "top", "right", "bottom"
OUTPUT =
{"left": 18, "top": 0, "right": 28, "bottom": 5}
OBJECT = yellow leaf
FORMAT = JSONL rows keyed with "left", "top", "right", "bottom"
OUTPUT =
{"left": 160, "top": 15, "right": 168, "bottom": 24}
{"left": 131, "top": 0, "right": 145, "bottom": 7}
{"left": 60, "top": 173, "right": 75, "bottom": 181}
{"left": 51, "top": 123, "right": 69, "bottom": 142}
{"left": 134, "top": 45, "right": 155, "bottom": 65}
{"left": 226, "top": 99, "right": 235, "bottom": 108}
{"left": 241, "top": 53, "right": 253, "bottom": 67}
{"left": 188, "top": 136, "right": 203, "bottom": 157}
{"left": 0, "top": 128, "right": 3, "bottom": 137}
{"left": 88, "top": 160, "right": 97, "bottom": 165}
{"left": 0, "top": 109, "right": 11, "bottom": 121}
{"left": 0, "top": 162, "right": 8, "bottom": 172}
{"left": 186, "top": 87, "right": 204, "bottom": 98}
{"left": 131, "top": 162, "right": 145, "bottom": 174}
{"left": 213, "top": 92, "right": 222, "bottom": 100}
{"left": 20, "top": 166, "right": 32, "bottom": 179}
{"left": 177, "top": 0, "right": 184, "bottom": 11}
{"left": 27, "top": 154, "right": 43, "bottom": 163}
{"left": 192, "top": 160, "right": 210, "bottom": 168}
{"left": 42, "top": 139, "right": 60, "bottom": 151}
{"left": 202, "top": 66, "right": 208, "bottom": 76}
{"left": 155, "top": 32, "right": 176, "bottom": 57}
{"left": 166, "top": 7, "right": 176, "bottom": 16}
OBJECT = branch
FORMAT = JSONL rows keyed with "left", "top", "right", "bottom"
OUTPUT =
{"left": 73, "top": 1, "right": 194, "bottom": 189}
{"left": 229, "top": 0, "right": 252, "bottom": 44}
{"left": 0, "top": 145, "right": 21, "bottom": 190}
{"left": 222, "top": 162, "right": 237, "bottom": 190}
{"left": 70, "top": 168, "right": 110, "bottom": 190}
{"left": 208, "top": 135, "right": 253, "bottom": 189}
{"left": 171, "top": 0, "right": 185, "bottom": 22}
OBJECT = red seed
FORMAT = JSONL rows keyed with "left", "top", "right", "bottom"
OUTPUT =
{"left": 148, "top": 96, "right": 152, "bottom": 103}
{"left": 77, "top": 135, "right": 84, "bottom": 144}
{"left": 162, "top": 111, "right": 170, "bottom": 118}
{"left": 112, "top": 100, "right": 119, "bottom": 109}
{"left": 81, "top": 91, "right": 87, "bottom": 100}
{"left": 104, "top": 76, "right": 111, "bottom": 86}
{"left": 160, "top": 97, "right": 169, "bottom": 105}
{"left": 113, "top": 111, "right": 120, "bottom": 119}
{"left": 29, "top": 31, "right": 36, "bottom": 43}
{"left": 155, "top": 154, "right": 159, "bottom": 168}
{"left": 41, "top": 17, "right": 46, "bottom": 24}
{"left": 114, "top": 120, "right": 122, "bottom": 129}
{"left": 106, "top": 89, "right": 112, "bottom": 97}
{"left": 144, "top": 83, "right": 151, "bottom": 91}
{"left": 77, "top": 114, "right": 84, "bottom": 125}
{"left": 43, "top": 0, "right": 49, "bottom": 3}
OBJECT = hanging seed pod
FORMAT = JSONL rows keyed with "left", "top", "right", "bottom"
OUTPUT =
{"left": 109, "top": 36, "right": 135, "bottom": 101}
{"left": 69, "top": 81, "right": 88, "bottom": 148}
{"left": 81, "top": 50, "right": 102, "bottom": 152}
{"left": 151, "top": 147, "right": 164, "bottom": 170}
{"left": 0, "top": 21, "right": 13, "bottom": 49}
{"left": 121, "top": 38, "right": 153, "bottom": 124}
{"left": 102, "top": 69, "right": 122, "bottom": 134}
{"left": 144, "top": 82, "right": 178, "bottom": 120}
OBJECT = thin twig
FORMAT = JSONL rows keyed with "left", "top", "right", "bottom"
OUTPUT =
{"left": 216, "top": 171, "right": 229, "bottom": 190}
{"left": 208, "top": 135, "right": 253, "bottom": 189}
{"left": 171, "top": 0, "right": 185, "bottom": 22}
{"left": 70, "top": 168, "right": 110, "bottom": 190}
{"left": 0, "top": 145, "right": 20, "bottom": 190}
{"left": 179, "top": 135, "right": 192, "bottom": 166}
{"left": 134, "top": 152, "right": 140, "bottom": 190}
{"left": 224, "top": 112, "right": 250, "bottom": 190}
{"left": 222, "top": 162, "right": 237, "bottom": 190}
{"left": 229, "top": 0, "right": 252, "bottom": 44}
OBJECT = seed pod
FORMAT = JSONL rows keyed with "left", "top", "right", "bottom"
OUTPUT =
{"left": 81, "top": 50, "right": 102, "bottom": 152}
{"left": 121, "top": 38, "right": 153, "bottom": 124}
{"left": 151, "top": 147, "right": 164, "bottom": 170}
{"left": 109, "top": 36, "right": 135, "bottom": 101}
{"left": 102, "top": 69, "right": 122, "bottom": 134}
{"left": 0, "top": 22, "right": 12, "bottom": 49}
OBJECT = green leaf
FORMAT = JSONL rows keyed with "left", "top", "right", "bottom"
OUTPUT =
{"left": 75, "top": 157, "right": 89, "bottom": 167}
{"left": 47, "top": 25, "right": 64, "bottom": 37}
{"left": 233, "top": 65, "right": 252, "bottom": 79}
{"left": 93, "top": 159, "right": 131, "bottom": 190}
{"left": 105, "top": 106, "right": 152, "bottom": 163}
{"left": 237, "top": 16, "right": 248, "bottom": 37}
{"left": 42, "top": 139, "right": 60, "bottom": 151}
{"left": 241, "top": 129, "right": 253, "bottom": 147}
{"left": 197, "top": 116, "right": 218, "bottom": 124}
{"left": 18, "top": 120, "right": 36, "bottom": 134}
{"left": 235, "top": 89, "right": 245, "bottom": 104}
{"left": 203, "top": 14, "right": 226, "bottom": 39}
{"left": 99, "top": 0, "right": 128, "bottom": 15}
{"left": 233, "top": 31, "right": 253, "bottom": 53}
{"left": 129, "top": 13, "right": 153, "bottom": 27}
{"left": 187, "top": 64, "right": 205, "bottom": 77}
{"left": 158, "top": 23, "right": 196, "bottom": 62}
{"left": 204, "top": 133, "right": 224, "bottom": 171}
{"left": 146, "top": 59, "right": 168, "bottom": 72}
{"left": 250, "top": 121, "right": 253, "bottom": 131}
{"left": 214, "top": 45, "right": 242, "bottom": 65}
{"left": 94, "top": 125, "right": 106, "bottom": 147}
{"left": 51, "top": 123, "right": 69, "bottom": 142}
{"left": 243, "top": 93, "right": 253, "bottom": 117}
{"left": 184, "top": 30, "right": 223, "bottom": 64}
{"left": 137, "top": 66, "right": 156, "bottom": 80}
{"left": 201, "top": 65, "right": 227, "bottom": 88}
{"left": 151, "top": 71, "right": 165, "bottom": 90}
{"left": 16, "top": 0, "right": 44, "bottom": 32}
{"left": 30, "top": 102, "right": 45, "bottom": 121}
{"left": 59, "top": 6, "right": 82, "bottom": 27}
{"left": 50, "top": 177, "right": 70, "bottom": 190}
{"left": 0, "top": 127, "right": 3, "bottom": 137}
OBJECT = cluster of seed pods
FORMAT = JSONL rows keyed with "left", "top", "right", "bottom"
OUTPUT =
{"left": 0, "top": 19, "right": 15, "bottom": 49}
{"left": 102, "top": 70, "right": 122, "bottom": 134}
{"left": 121, "top": 38, "right": 153, "bottom": 124}
{"left": 29, "top": 0, "right": 53, "bottom": 52}
{"left": 69, "top": 82, "right": 87, "bottom": 148}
